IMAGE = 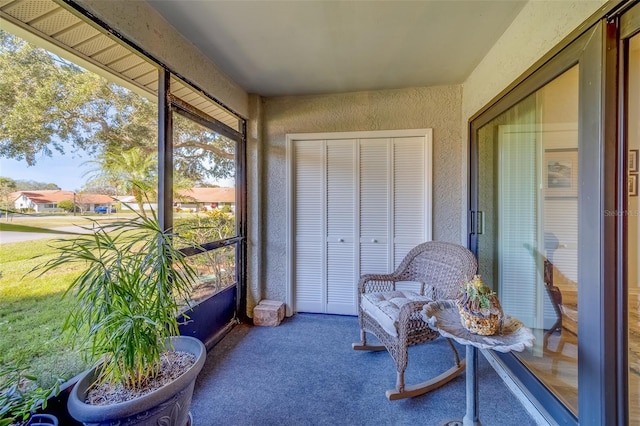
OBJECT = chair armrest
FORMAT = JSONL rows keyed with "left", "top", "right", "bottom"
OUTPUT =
{"left": 397, "top": 300, "right": 433, "bottom": 340}
{"left": 358, "top": 273, "right": 397, "bottom": 294}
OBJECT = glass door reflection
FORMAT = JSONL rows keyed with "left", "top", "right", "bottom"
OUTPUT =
{"left": 476, "top": 65, "right": 579, "bottom": 415}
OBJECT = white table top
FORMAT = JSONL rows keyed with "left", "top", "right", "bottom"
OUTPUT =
{"left": 422, "top": 300, "right": 535, "bottom": 353}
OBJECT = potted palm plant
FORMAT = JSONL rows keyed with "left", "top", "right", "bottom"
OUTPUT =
{"left": 35, "top": 209, "right": 206, "bottom": 426}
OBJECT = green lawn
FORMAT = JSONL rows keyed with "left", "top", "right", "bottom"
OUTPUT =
{"left": 0, "top": 239, "right": 91, "bottom": 387}
{"left": 0, "top": 223, "right": 79, "bottom": 234}
{"left": 2, "top": 213, "right": 133, "bottom": 229}
{"left": 0, "top": 212, "right": 218, "bottom": 388}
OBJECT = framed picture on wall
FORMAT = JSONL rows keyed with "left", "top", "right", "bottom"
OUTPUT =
{"left": 545, "top": 148, "right": 578, "bottom": 198}
{"left": 630, "top": 149, "right": 639, "bottom": 173}
{"left": 629, "top": 173, "right": 638, "bottom": 197}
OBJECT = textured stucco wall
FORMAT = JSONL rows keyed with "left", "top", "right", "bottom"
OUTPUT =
{"left": 73, "top": 0, "right": 249, "bottom": 118}
{"left": 462, "top": 0, "right": 606, "bottom": 121}
{"left": 459, "top": 0, "right": 606, "bottom": 241}
{"left": 252, "top": 85, "right": 463, "bottom": 308}
{"left": 246, "top": 94, "right": 263, "bottom": 313}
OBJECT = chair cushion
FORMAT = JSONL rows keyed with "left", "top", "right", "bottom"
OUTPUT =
{"left": 560, "top": 304, "right": 578, "bottom": 323}
{"left": 361, "top": 291, "right": 431, "bottom": 338}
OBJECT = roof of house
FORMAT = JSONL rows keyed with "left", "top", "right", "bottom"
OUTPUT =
{"left": 75, "top": 193, "right": 114, "bottom": 204}
{"left": 10, "top": 190, "right": 113, "bottom": 204}
{"left": 176, "top": 187, "right": 235, "bottom": 203}
{"left": 10, "top": 188, "right": 236, "bottom": 205}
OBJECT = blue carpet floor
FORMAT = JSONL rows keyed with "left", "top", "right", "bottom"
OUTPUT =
{"left": 190, "top": 313, "right": 539, "bottom": 426}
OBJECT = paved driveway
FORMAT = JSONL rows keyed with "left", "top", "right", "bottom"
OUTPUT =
{"left": 0, "top": 225, "right": 92, "bottom": 244}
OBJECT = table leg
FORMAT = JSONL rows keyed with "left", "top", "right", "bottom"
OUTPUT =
{"left": 463, "top": 345, "right": 480, "bottom": 426}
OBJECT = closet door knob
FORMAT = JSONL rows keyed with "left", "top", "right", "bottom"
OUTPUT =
{"left": 371, "top": 239, "right": 378, "bottom": 243}
{"left": 339, "top": 238, "right": 345, "bottom": 243}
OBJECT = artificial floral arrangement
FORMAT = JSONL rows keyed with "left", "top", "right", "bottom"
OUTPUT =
{"left": 456, "top": 275, "right": 504, "bottom": 336}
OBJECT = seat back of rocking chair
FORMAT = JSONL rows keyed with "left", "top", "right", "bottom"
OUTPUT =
{"left": 394, "top": 241, "right": 478, "bottom": 299}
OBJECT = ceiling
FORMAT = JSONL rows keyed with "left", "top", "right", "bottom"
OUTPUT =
{"left": 147, "top": 0, "right": 527, "bottom": 97}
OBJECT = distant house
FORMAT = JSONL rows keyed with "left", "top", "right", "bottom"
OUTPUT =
{"left": 10, "top": 190, "right": 114, "bottom": 213}
{"left": 8, "top": 188, "right": 235, "bottom": 214}
{"left": 113, "top": 195, "right": 158, "bottom": 212}
{"left": 175, "top": 187, "right": 235, "bottom": 212}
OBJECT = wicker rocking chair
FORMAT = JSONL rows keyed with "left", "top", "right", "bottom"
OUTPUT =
{"left": 352, "top": 241, "right": 477, "bottom": 400}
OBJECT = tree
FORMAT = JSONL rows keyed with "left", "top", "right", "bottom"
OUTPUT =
{"left": 172, "top": 114, "right": 236, "bottom": 183}
{"left": 0, "top": 177, "right": 16, "bottom": 220}
{"left": 0, "top": 30, "right": 235, "bottom": 187}
{"left": 0, "top": 30, "right": 114, "bottom": 165}
{"left": 57, "top": 199, "right": 75, "bottom": 213}
{"left": 84, "top": 148, "right": 157, "bottom": 216}
{"left": 12, "top": 180, "right": 60, "bottom": 191}
{"left": 80, "top": 182, "right": 117, "bottom": 196}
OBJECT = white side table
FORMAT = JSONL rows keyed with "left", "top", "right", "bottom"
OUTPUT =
{"left": 422, "top": 300, "right": 535, "bottom": 426}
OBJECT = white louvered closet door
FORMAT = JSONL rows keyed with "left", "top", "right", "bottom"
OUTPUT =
{"left": 393, "top": 137, "right": 427, "bottom": 267}
{"left": 359, "top": 139, "right": 391, "bottom": 276}
{"left": 293, "top": 140, "right": 324, "bottom": 313}
{"left": 290, "top": 130, "right": 431, "bottom": 315}
{"left": 326, "top": 140, "right": 357, "bottom": 315}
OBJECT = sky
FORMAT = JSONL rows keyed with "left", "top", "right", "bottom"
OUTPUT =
{"left": 0, "top": 151, "right": 235, "bottom": 192}
{"left": 0, "top": 149, "right": 92, "bottom": 191}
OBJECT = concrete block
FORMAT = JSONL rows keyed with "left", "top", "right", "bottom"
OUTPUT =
{"left": 253, "top": 300, "right": 285, "bottom": 326}
{"left": 258, "top": 300, "right": 285, "bottom": 321}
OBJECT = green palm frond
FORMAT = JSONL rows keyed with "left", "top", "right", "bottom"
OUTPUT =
{"left": 32, "top": 205, "right": 199, "bottom": 390}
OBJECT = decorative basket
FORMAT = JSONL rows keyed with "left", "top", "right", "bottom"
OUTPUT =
{"left": 457, "top": 301, "right": 501, "bottom": 336}
{"left": 457, "top": 275, "right": 503, "bottom": 336}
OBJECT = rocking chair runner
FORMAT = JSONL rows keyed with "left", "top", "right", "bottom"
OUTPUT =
{"left": 352, "top": 241, "right": 477, "bottom": 400}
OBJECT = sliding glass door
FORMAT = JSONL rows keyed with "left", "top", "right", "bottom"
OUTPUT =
{"left": 471, "top": 2, "right": 640, "bottom": 424}
{"left": 627, "top": 29, "right": 640, "bottom": 424}
{"left": 470, "top": 21, "right": 611, "bottom": 424}
{"left": 478, "top": 65, "right": 580, "bottom": 416}
{"left": 475, "top": 65, "right": 580, "bottom": 416}
{"left": 623, "top": 4, "right": 640, "bottom": 424}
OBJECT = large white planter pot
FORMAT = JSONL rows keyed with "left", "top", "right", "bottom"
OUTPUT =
{"left": 67, "top": 336, "right": 206, "bottom": 426}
